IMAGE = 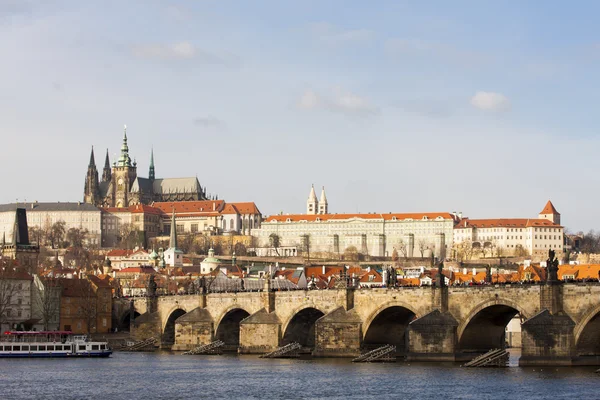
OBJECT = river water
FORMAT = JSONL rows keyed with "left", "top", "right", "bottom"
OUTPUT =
{"left": 0, "top": 352, "right": 598, "bottom": 399}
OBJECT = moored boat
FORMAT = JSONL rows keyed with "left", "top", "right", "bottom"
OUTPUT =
{"left": 0, "top": 331, "right": 112, "bottom": 358}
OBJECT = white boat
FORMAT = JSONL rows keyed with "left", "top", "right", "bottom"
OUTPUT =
{"left": 0, "top": 331, "right": 112, "bottom": 358}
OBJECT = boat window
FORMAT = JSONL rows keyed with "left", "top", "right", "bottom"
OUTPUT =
{"left": 13, "top": 346, "right": 20, "bottom": 351}
{"left": 39, "top": 345, "right": 46, "bottom": 351}
{"left": 92, "top": 345, "right": 99, "bottom": 350}
{"left": 30, "top": 346, "right": 37, "bottom": 351}
{"left": 100, "top": 345, "right": 106, "bottom": 350}
{"left": 47, "top": 345, "right": 54, "bottom": 351}
{"left": 22, "top": 345, "right": 29, "bottom": 352}
{"left": 79, "top": 345, "right": 86, "bottom": 351}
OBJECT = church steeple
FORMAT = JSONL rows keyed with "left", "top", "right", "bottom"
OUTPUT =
{"left": 102, "top": 149, "right": 111, "bottom": 182}
{"left": 88, "top": 146, "right": 96, "bottom": 167}
{"left": 318, "top": 186, "right": 328, "bottom": 214}
{"left": 116, "top": 125, "right": 132, "bottom": 167}
{"left": 149, "top": 148, "right": 155, "bottom": 180}
{"left": 307, "top": 184, "right": 318, "bottom": 215}
{"left": 84, "top": 146, "right": 100, "bottom": 205}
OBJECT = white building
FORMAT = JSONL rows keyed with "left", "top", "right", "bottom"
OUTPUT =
{"left": 251, "top": 186, "right": 456, "bottom": 258}
{"left": 0, "top": 202, "right": 102, "bottom": 246}
{"left": 453, "top": 201, "right": 563, "bottom": 259}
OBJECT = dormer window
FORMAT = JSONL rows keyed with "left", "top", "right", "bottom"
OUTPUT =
{"left": 422, "top": 216, "right": 428, "bottom": 220}
{"left": 286, "top": 218, "right": 291, "bottom": 222}
{"left": 392, "top": 216, "right": 397, "bottom": 221}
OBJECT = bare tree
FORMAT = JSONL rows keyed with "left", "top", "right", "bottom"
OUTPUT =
{"left": 49, "top": 220, "right": 66, "bottom": 249}
{"left": 33, "top": 276, "right": 61, "bottom": 331}
{"left": 417, "top": 238, "right": 428, "bottom": 258}
{"left": 514, "top": 244, "right": 529, "bottom": 257}
{"left": 66, "top": 227, "right": 88, "bottom": 248}
{"left": 343, "top": 246, "right": 359, "bottom": 261}
{"left": 269, "top": 233, "right": 281, "bottom": 256}
{"left": 396, "top": 240, "right": 408, "bottom": 260}
{"left": 0, "top": 264, "right": 20, "bottom": 331}
{"left": 118, "top": 223, "right": 143, "bottom": 250}
{"left": 76, "top": 280, "right": 98, "bottom": 334}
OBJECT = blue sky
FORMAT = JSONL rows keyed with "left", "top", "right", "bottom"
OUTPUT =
{"left": 1, "top": 1, "right": 599, "bottom": 231}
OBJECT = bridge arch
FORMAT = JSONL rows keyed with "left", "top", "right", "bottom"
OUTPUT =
{"left": 457, "top": 298, "right": 527, "bottom": 354}
{"left": 162, "top": 307, "right": 188, "bottom": 347}
{"left": 118, "top": 310, "right": 141, "bottom": 332}
{"left": 214, "top": 306, "right": 251, "bottom": 348}
{"left": 281, "top": 305, "right": 326, "bottom": 348}
{"left": 574, "top": 304, "right": 600, "bottom": 357}
{"left": 362, "top": 301, "right": 419, "bottom": 354}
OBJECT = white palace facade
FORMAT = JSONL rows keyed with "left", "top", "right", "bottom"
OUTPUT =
{"left": 250, "top": 186, "right": 457, "bottom": 258}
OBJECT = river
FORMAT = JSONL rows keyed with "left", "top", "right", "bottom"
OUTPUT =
{"left": 0, "top": 351, "right": 598, "bottom": 399}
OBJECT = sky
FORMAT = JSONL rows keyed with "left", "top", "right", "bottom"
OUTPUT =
{"left": 1, "top": 0, "right": 599, "bottom": 232}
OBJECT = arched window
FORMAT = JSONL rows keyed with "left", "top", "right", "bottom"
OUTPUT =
{"left": 230, "top": 219, "right": 234, "bottom": 230}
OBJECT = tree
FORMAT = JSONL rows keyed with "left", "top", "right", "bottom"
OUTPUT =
{"left": 118, "top": 223, "right": 143, "bottom": 250}
{"left": 32, "top": 277, "right": 61, "bottom": 331}
{"left": 417, "top": 239, "right": 428, "bottom": 258}
{"left": 76, "top": 280, "right": 98, "bottom": 334}
{"left": 233, "top": 242, "right": 247, "bottom": 256}
{"left": 49, "top": 220, "right": 66, "bottom": 249}
{"left": 66, "top": 227, "right": 88, "bottom": 248}
{"left": 343, "top": 246, "right": 359, "bottom": 261}
{"left": 514, "top": 244, "right": 529, "bottom": 257}
{"left": 396, "top": 240, "right": 408, "bottom": 260}
{"left": 269, "top": 233, "right": 281, "bottom": 256}
{"left": 481, "top": 242, "right": 491, "bottom": 258}
{"left": 391, "top": 248, "right": 399, "bottom": 263}
{"left": 453, "top": 239, "right": 474, "bottom": 262}
{"left": 28, "top": 226, "right": 43, "bottom": 246}
{"left": 301, "top": 234, "right": 311, "bottom": 262}
{"left": 0, "top": 263, "right": 20, "bottom": 332}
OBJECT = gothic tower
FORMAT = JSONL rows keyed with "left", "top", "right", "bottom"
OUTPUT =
{"left": 149, "top": 148, "right": 155, "bottom": 181}
{"left": 102, "top": 149, "right": 111, "bottom": 182}
{"left": 110, "top": 125, "right": 137, "bottom": 207}
{"left": 318, "top": 186, "right": 328, "bottom": 214}
{"left": 83, "top": 147, "right": 100, "bottom": 205}
{"left": 307, "top": 184, "right": 318, "bottom": 215}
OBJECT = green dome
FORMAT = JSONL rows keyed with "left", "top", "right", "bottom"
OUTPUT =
{"left": 149, "top": 249, "right": 159, "bottom": 260}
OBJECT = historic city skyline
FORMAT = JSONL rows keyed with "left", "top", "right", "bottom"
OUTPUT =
{"left": 1, "top": 2, "right": 600, "bottom": 231}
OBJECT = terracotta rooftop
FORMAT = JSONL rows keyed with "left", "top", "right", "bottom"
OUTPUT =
{"left": 456, "top": 218, "right": 562, "bottom": 229}
{"left": 265, "top": 212, "right": 454, "bottom": 223}
{"left": 540, "top": 200, "right": 560, "bottom": 215}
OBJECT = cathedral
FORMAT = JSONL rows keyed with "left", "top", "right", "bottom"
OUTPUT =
{"left": 84, "top": 126, "right": 209, "bottom": 207}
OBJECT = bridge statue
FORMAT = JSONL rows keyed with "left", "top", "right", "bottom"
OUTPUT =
{"left": 546, "top": 249, "right": 559, "bottom": 284}
{"left": 435, "top": 260, "right": 445, "bottom": 287}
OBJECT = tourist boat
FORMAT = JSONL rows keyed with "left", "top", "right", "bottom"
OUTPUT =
{"left": 0, "top": 331, "right": 112, "bottom": 358}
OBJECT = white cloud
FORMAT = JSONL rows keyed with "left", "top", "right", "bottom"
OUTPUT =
{"left": 297, "top": 88, "right": 377, "bottom": 115}
{"left": 470, "top": 91, "right": 511, "bottom": 112}
{"left": 309, "top": 22, "right": 374, "bottom": 45}
{"left": 132, "top": 41, "right": 239, "bottom": 65}
{"left": 298, "top": 89, "right": 319, "bottom": 109}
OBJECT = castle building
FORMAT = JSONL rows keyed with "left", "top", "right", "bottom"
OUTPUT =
{"left": 252, "top": 185, "right": 455, "bottom": 258}
{"left": 84, "top": 126, "right": 209, "bottom": 208}
{"left": 452, "top": 200, "right": 564, "bottom": 260}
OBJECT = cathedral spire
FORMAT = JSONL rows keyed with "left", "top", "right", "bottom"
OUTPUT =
{"left": 102, "top": 149, "right": 112, "bottom": 182}
{"left": 88, "top": 146, "right": 96, "bottom": 167}
{"left": 149, "top": 147, "right": 155, "bottom": 180}
{"left": 307, "top": 184, "right": 318, "bottom": 215}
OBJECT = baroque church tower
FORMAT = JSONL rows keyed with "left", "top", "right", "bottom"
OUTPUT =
{"left": 83, "top": 147, "right": 100, "bottom": 205}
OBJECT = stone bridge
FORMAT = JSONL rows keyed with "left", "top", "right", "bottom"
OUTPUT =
{"left": 126, "top": 282, "right": 600, "bottom": 366}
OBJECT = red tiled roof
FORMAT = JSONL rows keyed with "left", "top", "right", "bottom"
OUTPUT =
{"left": 540, "top": 200, "right": 560, "bottom": 215}
{"left": 229, "top": 202, "right": 261, "bottom": 215}
{"left": 107, "top": 249, "right": 134, "bottom": 257}
{"left": 456, "top": 218, "right": 561, "bottom": 229}
{"left": 116, "top": 266, "right": 155, "bottom": 274}
{"left": 266, "top": 212, "right": 453, "bottom": 223}
{"left": 152, "top": 200, "right": 225, "bottom": 214}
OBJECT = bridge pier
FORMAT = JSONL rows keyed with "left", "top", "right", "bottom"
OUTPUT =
{"left": 172, "top": 308, "right": 214, "bottom": 351}
{"left": 520, "top": 309, "right": 575, "bottom": 366}
{"left": 314, "top": 307, "right": 362, "bottom": 358}
{"left": 239, "top": 309, "right": 281, "bottom": 354}
{"left": 407, "top": 309, "right": 458, "bottom": 362}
